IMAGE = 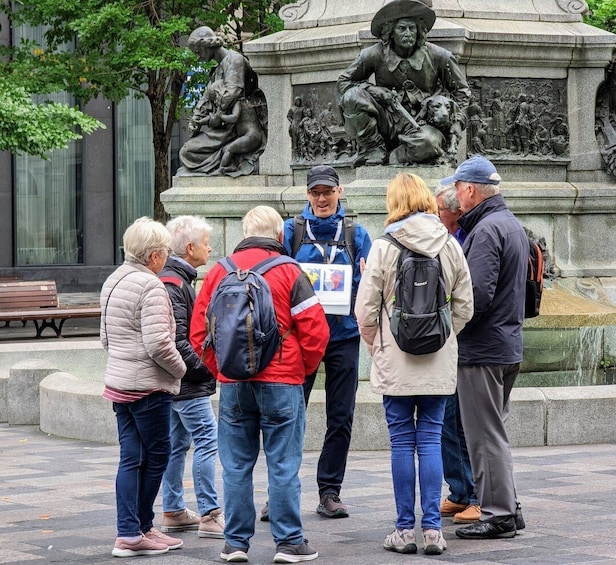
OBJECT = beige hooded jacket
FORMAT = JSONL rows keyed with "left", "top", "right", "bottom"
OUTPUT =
{"left": 355, "top": 213, "right": 473, "bottom": 396}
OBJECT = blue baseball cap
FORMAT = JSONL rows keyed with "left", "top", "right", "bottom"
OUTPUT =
{"left": 440, "top": 155, "right": 501, "bottom": 186}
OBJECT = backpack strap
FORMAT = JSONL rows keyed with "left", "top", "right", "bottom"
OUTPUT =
{"left": 253, "top": 254, "right": 299, "bottom": 275}
{"left": 218, "top": 256, "right": 238, "bottom": 274}
{"left": 343, "top": 218, "right": 356, "bottom": 264}
{"left": 291, "top": 216, "right": 306, "bottom": 258}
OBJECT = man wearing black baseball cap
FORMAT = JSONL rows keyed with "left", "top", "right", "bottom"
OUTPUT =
{"left": 280, "top": 165, "right": 371, "bottom": 520}
{"left": 440, "top": 156, "right": 527, "bottom": 540}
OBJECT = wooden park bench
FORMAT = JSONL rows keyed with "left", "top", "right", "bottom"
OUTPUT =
{"left": 0, "top": 280, "right": 101, "bottom": 338}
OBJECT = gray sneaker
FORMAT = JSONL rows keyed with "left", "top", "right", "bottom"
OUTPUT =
{"left": 423, "top": 529, "right": 447, "bottom": 555}
{"left": 220, "top": 542, "right": 248, "bottom": 562}
{"left": 316, "top": 494, "right": 348, "bottom": 518}
{"left": 383, "top": 528, "right": 417, "bottom": 554}
{"left": 274, "top": 539, "right": 318, "bottom": 563}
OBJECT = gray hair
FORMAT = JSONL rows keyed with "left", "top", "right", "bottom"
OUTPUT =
{"left": 166, "top": 215, "right": 213, "bottom": 258}
{"left": 242, "top": 206, "right": 284, "bottom": 241}
{"left": 434, "top": 183, "right": 460, "bottom": 213}
{"left": 474, "top": 183, "right": 500, "bottom": 197}
{"left": 123, "top": 217, "right": 170, "bottom": 265}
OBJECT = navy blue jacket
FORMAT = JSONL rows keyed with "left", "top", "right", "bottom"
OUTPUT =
{"left": 159, "top": 257, "right": 216, "bottom": 399}
{"left": 283, "top": 203, "right": 372, "bottom": 342}
{"left": 457, "top": 194, "right": 527, "bottom": 366}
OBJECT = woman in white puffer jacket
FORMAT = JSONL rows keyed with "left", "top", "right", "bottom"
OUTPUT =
{"left": 100, "top": 217, "right": 187, "bottom": 558}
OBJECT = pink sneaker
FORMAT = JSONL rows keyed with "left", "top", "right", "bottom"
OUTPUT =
{"left": 112, "top": 534, "right": 169, "bottom": 557}
{"left": 144, "top": 527, "right": 183, "bottom": 550}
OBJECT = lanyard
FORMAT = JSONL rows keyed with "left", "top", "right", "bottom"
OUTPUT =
{"left": 305, "top": 219, "right": 343, "bottom": 264}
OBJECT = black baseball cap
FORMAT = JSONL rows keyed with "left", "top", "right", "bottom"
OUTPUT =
{"left": 307, "top": 165, "right": 339, "bottom": 190}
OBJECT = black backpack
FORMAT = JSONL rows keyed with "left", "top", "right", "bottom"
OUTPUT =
{"left": 291, "top": 215, "right": 356, "bottom": 264}
{"left": 525, "top": 238, "right": 544, "bottom": 318}
{"left": 380, "top": 234, "right": 452, "bottom": 355}
{"left": 204, "top": 255, "right": 296, "bottom": 380}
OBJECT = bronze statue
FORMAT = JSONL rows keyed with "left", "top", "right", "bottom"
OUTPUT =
{"left": 337, "top": 0, "right": 470, "bottom": 167}
{"left": 179, "top": 26, "right": 267, "bottom": 176}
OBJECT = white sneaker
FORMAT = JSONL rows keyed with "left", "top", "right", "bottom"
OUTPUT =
{"left": 383, "top": 528, "right": 417, "bottom": 554}
{"left": 423, "top": 529, "right": 447, "bottom": 555}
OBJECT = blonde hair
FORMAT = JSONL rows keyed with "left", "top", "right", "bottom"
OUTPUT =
{"left": 385, "top": 173, "right": 438, "bottom": 225}
{"left": 166, "top": 215, "right": 213, "bottom": 258}
{"left": 123, "top": 217, "right": 171, "bottom": 265}
{"left": 242, "top": 206, "right": 284, "bottom": 241}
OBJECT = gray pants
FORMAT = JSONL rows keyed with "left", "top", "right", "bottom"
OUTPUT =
{"left": 457, "top": 364, "right": 519, "bottom": 522}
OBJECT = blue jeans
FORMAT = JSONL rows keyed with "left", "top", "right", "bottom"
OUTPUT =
{"left": 218, "top": 382, "right": 306, "bottom": 550}
{"left": 441, "top": 392, "right": 477, "bottom": 506}
{"left": 383, "top": 395, "right": 447, "bottom": 531}
{"left": 162, "top": 396, "right": 220, "bottom": 516}
{"left": 113, "top": 392, "right": 172, "bottom": 537}
{"left": 304, "top": 336, "right": 359, "bottom": 497}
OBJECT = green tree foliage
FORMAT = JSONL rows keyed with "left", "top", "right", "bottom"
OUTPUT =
{"left": 0, "top": 1, "right": 291, "bottom": 221}
{"left": 0, "top": 75, "right": 101, "bottom": 157}
{"left": 585, "top": 0, "right": 616, "bottom": 33}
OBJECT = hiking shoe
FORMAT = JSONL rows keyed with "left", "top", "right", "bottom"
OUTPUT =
{"left": 440, "top": 498, "right": 468, "bottom": 516}
{"left": 161, "top": 507, "right": 200, "bottom": 532}
{"left": 144, "top": 527, "right": 183, "bottom": 549}
{"left": 274, "top": 539, "right": 318, "bottom": 563}
{"left": 423, "top": 529, "right": 447, "bottom": 555}
{"left": 515, "top": 502, "right": 526, "bottom": 532}
{"left": 198, "top": 508, "right": 225, "bottom": 538}
{"left": 316, "top": 493, "right": 348, "bottom": 518}
{"left": 453, "top": 504, "right": 481, "bottom": 523}
{"left": 112, "top": 534, "right": 169, "bottom": 557}
{"left": 260, "top": 500, "right": 270, "bottom": 522}
{"left": 220, "top": 542, "right": 248, "bottom": 562}
{"left": 455, "top": 517, "right": 516, "bottom": 539}
{"left": 383, "top": 528, "right": 417, "bottom": 554}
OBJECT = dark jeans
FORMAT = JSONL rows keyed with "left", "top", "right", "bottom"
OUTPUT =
{"left": 304, "top": 336, "right": 359, "bottom": 497}
{"left": 441, "top": 391, "right": 477, "bottom": 506}
{"left": 113, "top": 391, "right": 172, "bottom": 537}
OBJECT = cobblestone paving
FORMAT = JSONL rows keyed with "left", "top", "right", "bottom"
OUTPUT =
{"left": 2, "top": 424, "right": 616, "bottom": 564}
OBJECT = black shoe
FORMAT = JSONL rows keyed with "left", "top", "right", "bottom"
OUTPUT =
{"left": 260, "top": 500, "right": 269, "bottom": 522}
{"left": 455, "top": 517, "right": 516, "bottom": 539}
{"left": 514, "top": 502, "right": 525, "bottom": 531}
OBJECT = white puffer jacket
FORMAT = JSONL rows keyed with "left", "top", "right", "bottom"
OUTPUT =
{"left": 100, "top": 262, "right": 186, "bottom": 394}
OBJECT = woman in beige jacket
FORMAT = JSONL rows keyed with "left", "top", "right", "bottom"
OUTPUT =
{"left": 100, "top": 217, "right": 187, "bottom": 558}
{"left": 355, "top": 173, "right": 473, "bottom": 557}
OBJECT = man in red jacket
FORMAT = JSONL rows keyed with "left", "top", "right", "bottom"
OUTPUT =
{"left": 190, "top": 205, "right": 329, "bottom": 564}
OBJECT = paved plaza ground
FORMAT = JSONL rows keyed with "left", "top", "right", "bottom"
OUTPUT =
{"left": 2, "top": 423, "right": 616, "bottom": 565}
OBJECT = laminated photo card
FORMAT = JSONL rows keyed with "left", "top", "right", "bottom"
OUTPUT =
{"left": 300, "top": 262, "right": 352, "bottom": 316}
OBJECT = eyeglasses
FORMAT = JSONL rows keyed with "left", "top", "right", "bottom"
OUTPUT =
{"left": 308, "top": 188, "right": 338, "bottom": 198}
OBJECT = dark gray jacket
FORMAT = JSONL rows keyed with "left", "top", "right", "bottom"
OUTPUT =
{"left": 159, "top": 257, "right": 216, "bottom": 399}
{"left": 457, "top": 194, "right": 527, "bottom": 366}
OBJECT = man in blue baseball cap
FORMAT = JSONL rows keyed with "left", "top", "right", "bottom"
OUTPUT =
{"left": 440, "top": 154, "right": 502, "bottom": 187}
{"left": 440, "top": 155, "right": 527, "bottom": 540}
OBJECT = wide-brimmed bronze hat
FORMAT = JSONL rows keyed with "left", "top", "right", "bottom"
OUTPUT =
{"left": 371, "top": 0, "right": 436, "bottom": 38}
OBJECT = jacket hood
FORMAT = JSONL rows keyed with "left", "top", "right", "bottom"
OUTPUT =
{"left": 383, "top": 213, "right": 449, "bottom": 258}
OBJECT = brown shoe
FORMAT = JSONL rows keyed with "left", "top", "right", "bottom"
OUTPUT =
{"left": 198, "top": 508, "right": 225, "bottom": 538}
{"left": 440, "top": 499, "right": 468, "bottom": 516}
{"left": 453, "top": 504, "right": 481, "bottom": 523}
